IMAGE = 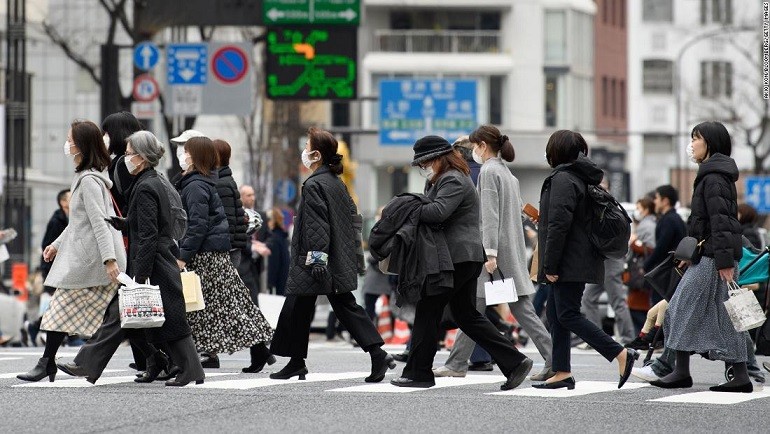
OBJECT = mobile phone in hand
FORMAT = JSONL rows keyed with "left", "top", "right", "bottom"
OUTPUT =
{"left": 522, "top": 203, "right": 539, "bottom": 221}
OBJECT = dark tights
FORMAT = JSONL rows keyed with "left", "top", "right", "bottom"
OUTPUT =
{"left": 42, "top": 331, "right": 66, "bottom": 360}
{"left": 662, "top": 350, "right": 750, "bottom": 386}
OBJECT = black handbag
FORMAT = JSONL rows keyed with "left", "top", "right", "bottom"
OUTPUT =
{"left": 644, "top": 252, "right": 685, "bottom": 301}
{"left": 674, "top": 236, "right": 706, "bottom": 264}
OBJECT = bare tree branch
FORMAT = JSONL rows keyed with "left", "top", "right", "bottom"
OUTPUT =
{"left": 41, "top": 20, "right": 101, "bottom": 86}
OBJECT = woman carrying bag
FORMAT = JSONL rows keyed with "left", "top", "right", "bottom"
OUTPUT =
{"left": 18, "top": 120, "right": 127, "bottom": 382}
{"left": 650, "top": 122, "right": 749, "bottom": 393}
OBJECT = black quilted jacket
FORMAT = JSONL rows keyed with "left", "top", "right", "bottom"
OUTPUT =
{"left": 216, "top": 166, "right": 248, "bottom": 250}
{"left": 286, "top": 166, "right": 358, "bottom": 295}
{"left": 687, "top": 153, "right": 743, "bottom": 270}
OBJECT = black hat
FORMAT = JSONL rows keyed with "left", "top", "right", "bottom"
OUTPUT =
{"left": 411, "top": 135, "right": 453, "bottom": 166}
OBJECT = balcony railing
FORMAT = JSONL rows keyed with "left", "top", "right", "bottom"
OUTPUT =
{"left": 373, "top": 30, "right": 501, "bottom": 53}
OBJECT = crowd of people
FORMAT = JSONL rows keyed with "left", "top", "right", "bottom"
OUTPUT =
{"left": 4, "top": 112, "right": 768, "bottom": 394}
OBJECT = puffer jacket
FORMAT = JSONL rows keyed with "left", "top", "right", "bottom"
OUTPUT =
{"left": 216, "top": 166, "right": 248, "bottom": 250}
{"left": 537, "top": 155, "right": 605, "bottom": 284}
{"left": 285, "top": 166, "right": 358, "bottom": 296}
{"left": 176, "top": 171, "right": 231, "bottom": 263}
{"left": 687, "top": 153, "right": 743, "bottom": 270}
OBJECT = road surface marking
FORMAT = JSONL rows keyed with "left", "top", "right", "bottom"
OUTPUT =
{"left": 191, "top": 372, "right": 369, "bottom": 389}
{"left": 488, "top": 381, "right": 649, "bottom": 397}
{"left": 649, "top": 388, "right": 770, "bottom": 404}
{"left": 327, "top": 374, "right": 502, "bottom": 393}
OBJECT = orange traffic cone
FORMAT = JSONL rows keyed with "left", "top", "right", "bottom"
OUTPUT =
{"left": 444, "top": 329, "right": 458, "bottom": 350}
{"left": 390, "top": 318, "right": 411, "bottom": 344}
{"left": 376, "top": 295, "right": 393, "bottom": 342}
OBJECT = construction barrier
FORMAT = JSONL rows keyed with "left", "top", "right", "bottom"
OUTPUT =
{"left": 375, "top": 295, "right": 393, "bottom": 342}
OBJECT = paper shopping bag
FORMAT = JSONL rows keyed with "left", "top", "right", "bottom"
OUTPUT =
{"left": 116, "top": 273, "right": 165, "bottom": 329}
{"left": 181, "top": 269, "right": 205, "bottom": 312}
{"left": 484, "top": 269, "right": 518, "bottom": 306}
{"left": 724, "top": 281, "right": 766, "bottom": 332}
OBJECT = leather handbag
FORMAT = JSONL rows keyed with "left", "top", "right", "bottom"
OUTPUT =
{"left": 644, "top": 253, "right": 684, "bottom": 301}
{"left": 674, "top": 236, "right": 706, "bottom": 264}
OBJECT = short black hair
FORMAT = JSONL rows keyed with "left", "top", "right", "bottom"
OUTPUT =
{"left": 655, "top": 184, "right": 678, "bottom": 208}
{"left": 691, "top": 121, "right": 731, "bottom": 157}
{"left": 101, "top": 111, "right": 144, "bottom": 156}
{"left": 56, "top": 189, "right": 70, "bottom": 208}
{"left": 545, "top": 130, "right": 589, "bottom": 168}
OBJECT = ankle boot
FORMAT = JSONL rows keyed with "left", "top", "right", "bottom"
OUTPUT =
{"left": 135, "top": 351, "right": 170, "bottom": 383}
{"left": 17, "top": 357, "right": 56, "bottom": 382}
{"left": 243, "top": 343, "right": 276, "bottom": 373}
{"left": 365, "top": 350, "right": 395, "bottom": 383}
{"left": 269, "top": 358, "right": 308, "bottom": 380}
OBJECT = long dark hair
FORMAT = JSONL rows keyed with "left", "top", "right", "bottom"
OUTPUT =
{"left": 101, "top": 111, "right": 144, "bottom": 156}
{"left": 469, "top": 124, "right": 515, "bottom": 162}
{"left": 185, "top": 137, "right": 217, "bottom": 177}
{"left": 72, "top": 120, "right": 111, "bottom": 173}
{"left": 308, "top": 127, "right": 343, "bottom": 175}
{"left": 430, "top": 150, "right": 470, "bottom": 183}
{"left": 691, "top": 121, "right": 731, "bottom": 158}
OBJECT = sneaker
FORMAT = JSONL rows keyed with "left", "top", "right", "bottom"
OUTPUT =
{"left": 631, "top": 365, "right": 660, "bottom": 382}
{"left": 432, "top": 366, "right": 466, "bottom": 378}
{"left": 753, "top": 379, "right": 765, "bottom": 392}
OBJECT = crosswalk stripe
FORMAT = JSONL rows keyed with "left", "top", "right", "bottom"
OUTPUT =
{"left": 488, "top": 380, "right": 649, "bottom": 397}
{"left": 0, "top": 351, "right": 79, "bottom": 357}
{"left": 10, "top": 372, "right": 237, "bottom": 388}
{"left": 649, "top": 388, "right": 770, "bottom": 404}
{"left": 327, "top": 374, "right": 502, "bottom": 393}
{"left": 0, "top": 369, "right": 127, "bottom": 380}
{"left": 0, "top": 357, "right": 23, "bottom": 362}
{"left": 192, "top": 371, "right": 370, "bottom": 389}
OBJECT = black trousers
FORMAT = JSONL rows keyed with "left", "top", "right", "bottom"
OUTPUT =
{"left": 73, "top": 294, "right": 156, "bottom": 381}
{"left": 547, "top": 281, "right": 623, "bottom": 372}
{"left": 271, "top": 292, "right": 383, "bottom": 359}
{"left": 402, "top": 262, "right": 528, "bottom": 383}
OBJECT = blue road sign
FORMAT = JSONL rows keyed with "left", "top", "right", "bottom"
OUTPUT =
{"left": 133, "top": 42, "right": 160, "bottom": 71}
{"left": 379, "top": 79, "right": 477, "bottom": 146}
{"left": 745, "top": 177, "right": 770, "bottom": 213}
{"left": 275, "top": 179, "right": 297, "bottom": 203}
{"left": 211, "top": 45, "right": 248, "bottom": 84}
{"left": 167, "top": 44, "right": 208, "bottom": 85}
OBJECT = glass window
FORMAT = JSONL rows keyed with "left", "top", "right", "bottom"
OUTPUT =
{"left": 611, "top": 78, "right": 617, "bottom": 117}
{"left": 619, "top": 80, "right": 626, "bottom": 119}
{"left": 544, "top": 11, "right": 567, "bottom": 64}
{"left": 701, "top": 0, "right": 732, "bottom": 25}
{"left": 642, "top": 59, "right": 673, "bottom": 94}
{"left": 489, "top": 76, "right": 503, "bottom": 125}
{"left": 545, "top": 75, "right": 559, "bottom": 127}
{"left": 602, "top": 76, "right": 609, "bottom": 116}
{"left": 700, "top": 61, "right": 733, "bottom": 98}
{"left": 642, "top": 0, "right": 673, "bottom": 22}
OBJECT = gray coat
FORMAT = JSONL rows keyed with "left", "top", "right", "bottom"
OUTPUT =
{"left": 476, "top": 158, "right": 534, "bottom": 297}
{"left": 45, "top": 169, "right": 127, "bottom": 289}
{"left": 635, "top": 215, "right": 657, "bottom": 249}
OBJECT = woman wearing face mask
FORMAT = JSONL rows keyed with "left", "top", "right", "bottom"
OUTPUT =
{"left": 101, "top": 112, "right": 144, "bottom": 214}
{"left": 18, "top": 120, "right": 127, "bottom": 382}
{"left": 175, "top": 136, "right": 275, "bottom": 374}
{"left": 650, "top": 121, "right": 748, "bottom": 393}
{"left": 269, "top": 127, "right": 395, "bottom": 382}
{"left": 433, "top": 125, "right": 555, "bottom": 382}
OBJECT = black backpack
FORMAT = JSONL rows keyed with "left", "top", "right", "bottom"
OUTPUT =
{"left": 157, "top": 174, "right": 188, "bottom": 241}
{"left": 586, "top": 185, "right": 631, "bottom": 259}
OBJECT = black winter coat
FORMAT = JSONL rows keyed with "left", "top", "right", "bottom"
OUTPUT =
{"left": 687, "top": 153, "right": 743, "bottom": 270}
{"left": 128, "top": 169, "right": 191, "bottom": 343}
{"left": 108, "top": 155, "right": 134, "bottom": 215}
{"left": 538, "top": 155, "right": 605, "bottom": 284}
{"left": 286, "top": 166, "right": 358, "bottom": 296}
{"left": 266, "top": 226, "right": 290, "bottom": 295}
{"left": 40, "top": 209, "right": 68, "bottom": 276}
{"left": 216, "top": 166, "right": 248, "bottom": 250}
{"left": 176, "top": 171, "right": 231, "bottom": 263}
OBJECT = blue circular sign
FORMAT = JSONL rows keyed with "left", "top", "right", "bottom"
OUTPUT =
{"left": 133, "top": 42, "right": 160, "bottom": 71}
{"left": 211, "top": 46, "right": 248, "bottom": 84}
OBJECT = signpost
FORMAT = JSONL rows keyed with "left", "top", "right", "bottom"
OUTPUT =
{"left": 745, "top": 177, "right": 770, "bottom": 213}
{"left": 265, "top": 27, "right": 357, "bottom": 100}
{"left": 133, "top": 41, "right": 160, "bottom": 71}
{"left": 379, "top": 79, "right": 477, "bottom": 146}
{"left": 263, "top": 0, "right": 360, "bottom": 25}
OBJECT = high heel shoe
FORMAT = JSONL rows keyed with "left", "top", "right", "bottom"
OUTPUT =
{"left": 618, "top": 348, "right": 639, "bottom": 389}
{"left": 365, "top": 353, "right": 396, "bottom": 383}
{"left": 532, "top": 376, "right": 576, "bottom": 390}
{"left": 17, "top": 357, "right": 57, "bottom": 382}
{"left": 269, "top": 364, "right": 309, "bottom": 380}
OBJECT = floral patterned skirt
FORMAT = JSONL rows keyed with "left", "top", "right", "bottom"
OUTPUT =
{"left": 186, "top": 251, "right": 274, "bottom": 354}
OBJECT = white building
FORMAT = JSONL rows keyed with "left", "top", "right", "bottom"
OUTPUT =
{"left": 627, "top": 0, "right": 759, "bottom": 203}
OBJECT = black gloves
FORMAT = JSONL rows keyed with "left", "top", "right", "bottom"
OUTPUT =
{"left": 311, "top": 264, "right": 329, "bottom": 282}
{"left": 105, "top": 216, "right": 126, "bottom": 232}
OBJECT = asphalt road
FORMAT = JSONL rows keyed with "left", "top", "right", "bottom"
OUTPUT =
{"left": 1, "top": 338, "right": 768, "bottom": 433}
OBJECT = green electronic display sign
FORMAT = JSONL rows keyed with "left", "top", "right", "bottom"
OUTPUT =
{"left": 266, "top": 27, "right": 357, "bottom": 100}
{"left": 263, "top": 0, "right": 360, "bottom": 25}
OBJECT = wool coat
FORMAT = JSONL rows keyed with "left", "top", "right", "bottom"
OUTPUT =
{"left": 216, "top": 166, "right": 248, "bottom": 251}
{"left": 45, "top": 169, "right": 127, "bottom": 289}
{"left": 40, "top": 209, "right": 68, "bottom": 277}
{"left": 476, "top": 157, "right": 535, "bottom": 297}
{"left": 128, "top": 168, "right": 191, "bottom": 343}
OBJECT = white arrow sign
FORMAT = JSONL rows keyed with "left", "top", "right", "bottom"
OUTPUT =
{"left": 267, "top": 8, "right": 286, "bottom": 22}
{"left": 139, "top": 45, "right": 153, "bottom": 70}
{"left": 179, "top": 69, "right": 196, "bottom": 82}
{"left": 388, "top": 131, "right": 412, "bottom": 141}
{"left": 338, "top": 8, "right": 357, "bottom": 21}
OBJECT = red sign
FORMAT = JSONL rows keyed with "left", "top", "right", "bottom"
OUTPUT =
{"left": 211, "top": 46, "right": 248, "bottom": 84}
{"left": 132, "top": 74, "right": 160, "bottom": 102}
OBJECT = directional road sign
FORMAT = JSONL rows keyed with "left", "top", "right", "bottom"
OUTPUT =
{"left": 264, "top": 0, "right": 360, "bottom": 25}
{"left": 132, "top": 74, "right": 160, "bottom": 102}
{"left": 167, "top": 44, "right": 208, "bottom": 85}
{"left": 133, "top": 42, "right": 160, "bottom": 71}
{"left": 379, "top": 79, "right": 478, "bottom": 146}
{"left": 745, "top": 177, "right": 770, "bottom": 213}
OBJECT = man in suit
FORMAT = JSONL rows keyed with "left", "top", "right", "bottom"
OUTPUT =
{"left": 237, "top": 185, "right": 270, "bottom": 304}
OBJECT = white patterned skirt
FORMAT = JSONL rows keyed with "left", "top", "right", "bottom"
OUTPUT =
{"left": 40, "top": 284, "right": 118, "bottom": 337}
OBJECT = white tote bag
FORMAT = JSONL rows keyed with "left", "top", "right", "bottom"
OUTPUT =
{"left": 724, "top": 281, "right": 766, "bottom": 332}
{"left": 117, "top": 273, "right": 165, "bottom": 329}
{"left": 484, "top": 269, "right": 518, "bottom": 306}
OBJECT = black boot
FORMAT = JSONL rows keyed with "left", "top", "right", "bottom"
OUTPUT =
{"left": 17, "top": 357, "right": 57, "bottom": 382}
{"left": 365, "top": 346, "right": 395, "bottom": 383}
{"left": 135, "top": 351, "right": 170, "bottom": 383}
{"left": 200, "top": 353, "right": 220, "bottom": 369}
{"left": 269, "top": 357, "right": 308, "bottom": 380}
{"left": 243, "top": 343, "right": 276, "bottom": 373}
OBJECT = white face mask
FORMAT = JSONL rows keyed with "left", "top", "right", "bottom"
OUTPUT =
{"left": 64, "top": 141, "right": 80, "bottom": 159}
{"left": 301, "top": 149, "right": 318, "bottom": 169}
{"left": 472, "top": 147, "right": 485, "bottom": 165}
{"left": 419, "top": 166, "right": 434, "bottom": 180}
{"left": 124, "top": 154, "right": 140, "bottom": 174}
{"left": 686, "top": 143, "right": 697, "bottom": 163}
{"left": 176, "top": 146, "right": 190, "bottom": 171}
{"left": 633, "top": 209, "right": 643, "bottom": 222}
{"left": 103, "top": 133, "right": 110, "bottom": 151}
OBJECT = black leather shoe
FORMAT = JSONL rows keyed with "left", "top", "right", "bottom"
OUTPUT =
{"left": 501, "top": 358, "right": 534, "bottom": 391}
{"left": 128, "top": 363, "right": 139, "bottom": 371}
{"left": 165, "top": 378, "right": 204, "bottom": 387}
{"left": 365, "top": 354, "right": 396, "bottom": 383}
{"left": 243, "top": 344, "right": 277, "bottom": 373}
{"left": 650, "top": 376, "right": 693, "bottom": 389}
{"left": 57, "top": 362, "right": 89, "bottom": 378}
{"left": 269, "top": 365, "right": 308, "bottom": 380}
{"left": 618, "top": 348, "right": 639, "bottom": 389}
{"left": 468, "top": 362, "right": 494, "bottom": 372}
{"left": 389, "top": 377, "right": 434, "bottom": 388}
{"left": 392, "top": 352, "right": 409, "bottom": 363}
{"left": 200, "top": 353, "right": 220, "bottom": 369}
{"left": 243, "top": 355, "right": 277, "bottom": 373}
{"left": 532, "top": 376, "right": 576, "bottom": 390}
{"left": 17, "top": 357, "right": 56, "bottom": 382}
{"left": 157, "top": 365, "right": 182, "bottom": 382}
{"left": 709, "top": 382, "right": 753, "bottom": 393}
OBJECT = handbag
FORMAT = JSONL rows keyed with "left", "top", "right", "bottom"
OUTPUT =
{"left": 484, "top": 269, "right": 518, "bottom": 305}
{"left": 116, "top": 273, "right": 165, "bottom": 329}
{"left": 724, "top": 281, "right": 766, "bottom": 332}
{"left": 644, "top": 253, "right": 684, "bottom": 301}
{"left": 674, "top": 236, "right": 706, "bottom": 264}
{"left": 106, "top": 189, "right": 129, "bottom": 251}
{"left": 181, "top": 268, "right": 206, "bottom": 312}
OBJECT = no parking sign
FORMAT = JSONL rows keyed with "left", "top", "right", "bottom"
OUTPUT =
{"left": 211, "top": 46, "right": 248, "bottom": 84}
